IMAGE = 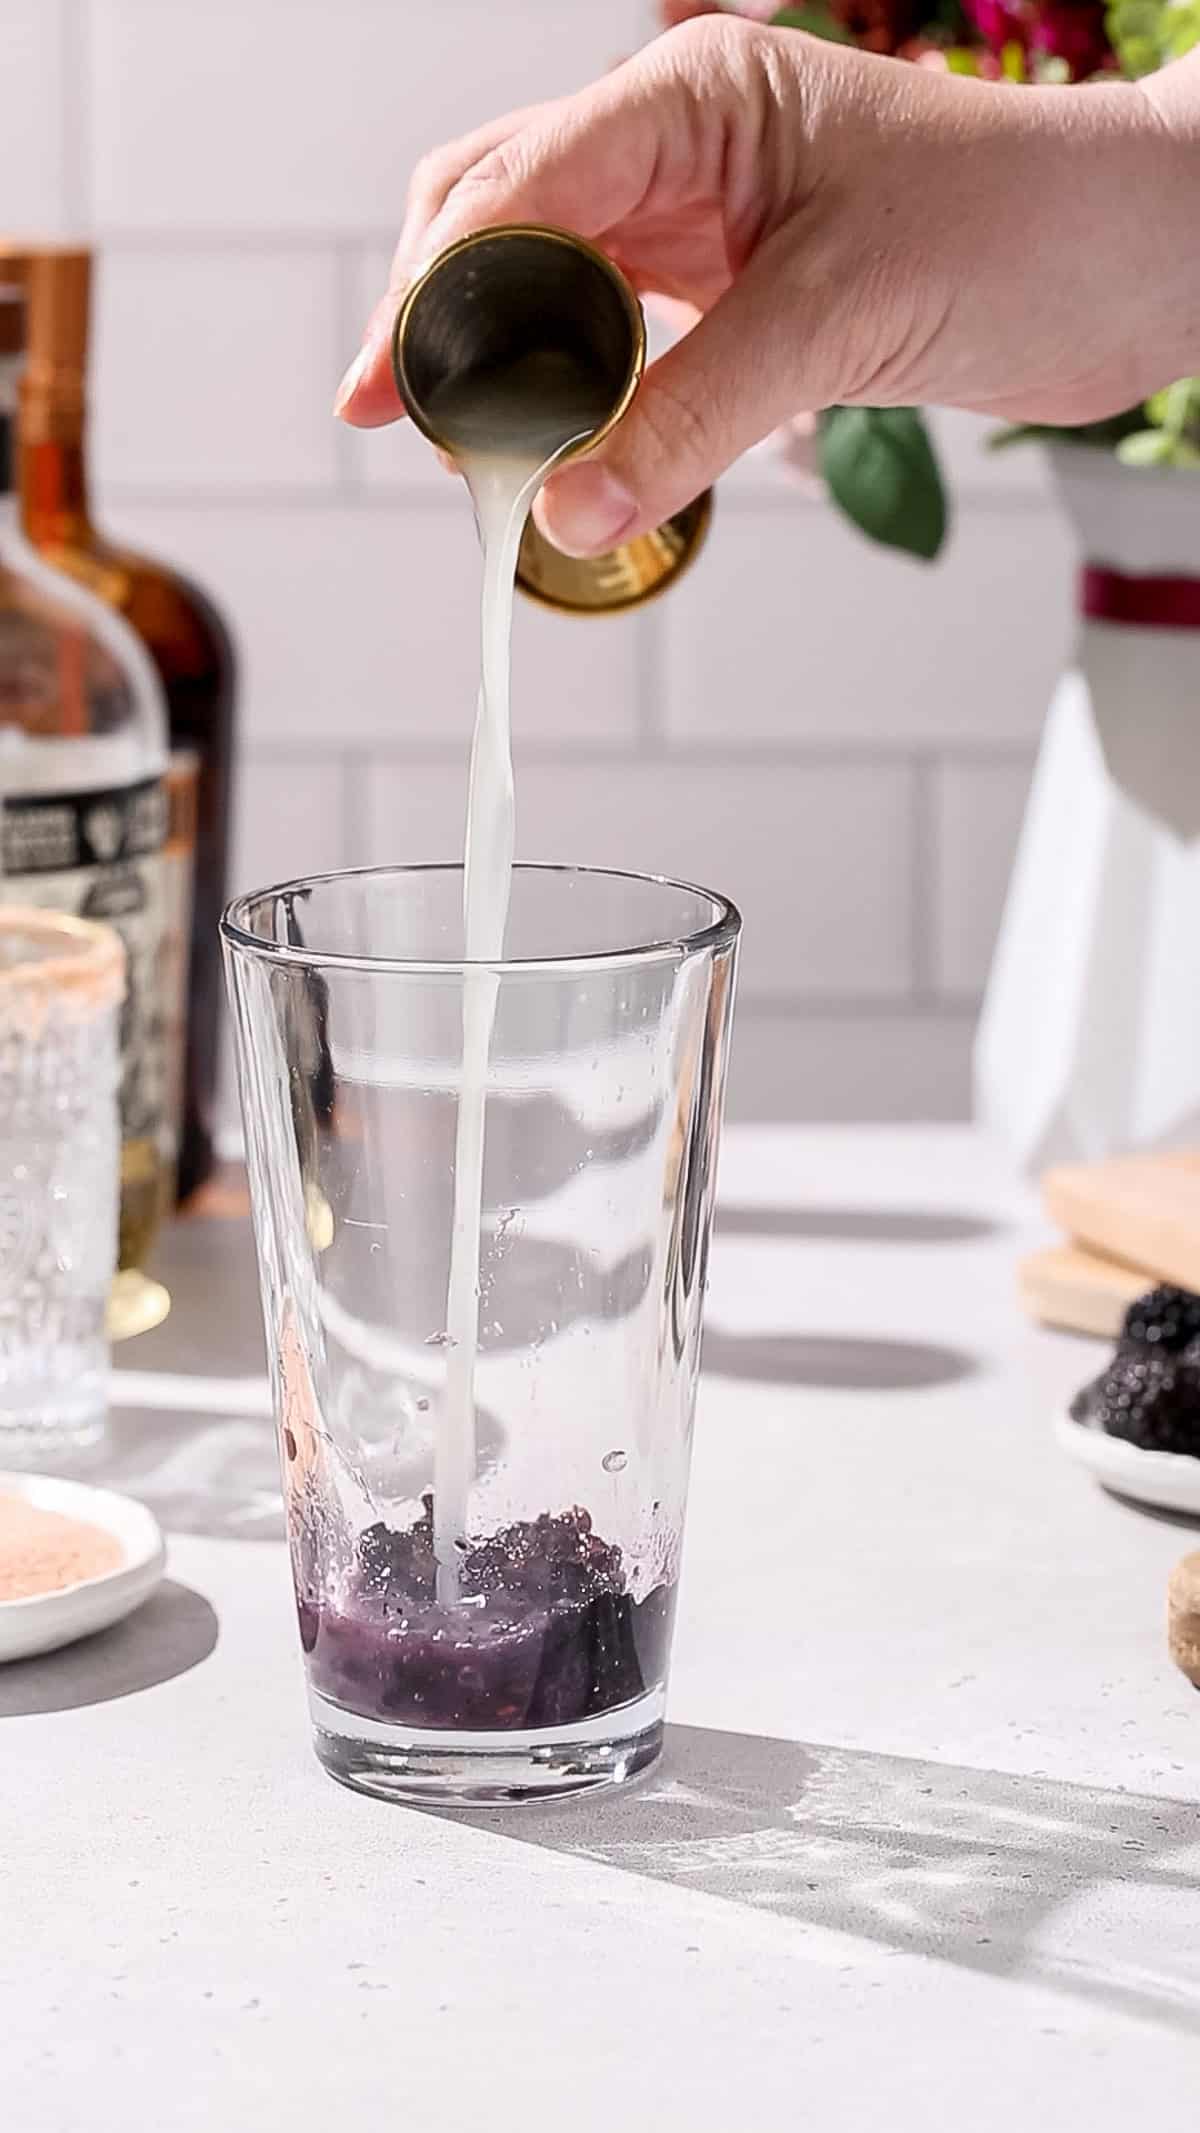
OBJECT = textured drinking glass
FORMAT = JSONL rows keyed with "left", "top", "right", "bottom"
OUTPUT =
{"left": 223, "top": 864, "right": 739, "bottom": 1805}
{"left": 0, "top": 907, "right": 124, "bottom": 1453}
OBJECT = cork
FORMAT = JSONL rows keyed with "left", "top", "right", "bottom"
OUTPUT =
{"left": 1167, "top": 1550, "right": 1200, "bottom": 1688}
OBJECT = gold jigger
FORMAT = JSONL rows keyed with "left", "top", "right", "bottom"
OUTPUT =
{"left": 391, "top": 224, "right": 711, "bottom": 612}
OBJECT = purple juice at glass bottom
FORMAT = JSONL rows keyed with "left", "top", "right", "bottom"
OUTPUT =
{"left": 298, "top": 1500, "right": 676, "bottom": 1733}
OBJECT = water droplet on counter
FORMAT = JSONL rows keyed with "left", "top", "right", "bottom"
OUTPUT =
{"left": 602, "top": 1450, "right": 627, "bottom": 1474}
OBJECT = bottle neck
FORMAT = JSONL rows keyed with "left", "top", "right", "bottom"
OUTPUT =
{"left": 0, "top": 360, "right": 19, "bottom": 538}
{"left": 18, "top": 391, "right": 93, "bottom": 546}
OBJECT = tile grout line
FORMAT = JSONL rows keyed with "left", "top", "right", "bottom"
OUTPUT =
{"left": 236, "top": 738, "right": 1037, "bottom": 772}
{"left": 719, "top": 995, "right": 981, "bottom": 1021}
{"left": 97, "top": 469, "right": 1049, "bottom": 519}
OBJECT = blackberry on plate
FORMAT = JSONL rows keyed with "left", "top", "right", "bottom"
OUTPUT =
{"left": 1120, "top": 1285, "right": 1200, "bottom": 1353}
{"left": 1082, "top": 1349, "right": 1200, "bottom": 1458}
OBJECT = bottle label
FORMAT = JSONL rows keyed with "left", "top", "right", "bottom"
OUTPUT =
{"left": 1, "top": 774, "right": 171, "bottom": 1150}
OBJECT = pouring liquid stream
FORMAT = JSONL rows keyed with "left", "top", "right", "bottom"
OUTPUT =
{"left": 425, "top": 356, "right": 614, "bottom": 1605}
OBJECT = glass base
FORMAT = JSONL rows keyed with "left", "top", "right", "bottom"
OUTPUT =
{"left": 309, "top": 1686, "right": 664, "bottom": 1807}
{"left": 108, "top": 1269, "right": 171, "bottom": 1342}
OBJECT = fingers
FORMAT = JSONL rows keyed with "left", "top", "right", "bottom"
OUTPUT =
{"left": 534, "top": 229, "right": 813, "bottom": 555}
{"left": 333, "top": 105, "right": 547, "bottom": 427}
{"left": 392, "top": 103, "right": 553, "bottom": 276}
{"left": 335, "top": 46, "right": 675, "bottom": 428}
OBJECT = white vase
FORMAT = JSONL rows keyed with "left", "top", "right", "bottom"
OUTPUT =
{"left": 975, "top": 448, "right": 1200, "bottom": 1171}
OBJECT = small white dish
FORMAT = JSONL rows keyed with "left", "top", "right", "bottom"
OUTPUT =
{"left": 0, "top": 1471, "right": 166, "bottom": 1663}
{"left": 1055, "top": 1409, "right": 1200, "bottom": 1517}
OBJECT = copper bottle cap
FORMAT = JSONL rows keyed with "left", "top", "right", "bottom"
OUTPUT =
{"left": 391, "top": 224, "right": 711, "bottom": 613}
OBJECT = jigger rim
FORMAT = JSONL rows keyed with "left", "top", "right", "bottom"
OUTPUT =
{"left": 221, "top": 861, "right": 741, "bottom": 979}
{"left": 390, "top": 222, "right": 647, "bottom": 460}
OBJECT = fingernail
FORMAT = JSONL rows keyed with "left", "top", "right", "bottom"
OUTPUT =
{"left": 541, "top": 465, "right": 638, "bottom": 557}
{"left": 333, "top": 344, "right": 370, "bottom": 417}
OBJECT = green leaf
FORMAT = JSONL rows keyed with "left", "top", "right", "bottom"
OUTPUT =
{"left": 819, "top": 407, "right": 948, "bottom": 562}
{"left": 944, "top": 45, "right": 980, "bottom": 70}
{"left": 1116, "top": 429, "right": 1176, "bottom": 466}
{"left": 770, "top": 7, "right": 856, "bottom": 40}
{"left": 1107, "top": 0, "right": 1200, "bottom": 73}
{"left": 1144, "top": 387, "right": 1173, "bottom": 428}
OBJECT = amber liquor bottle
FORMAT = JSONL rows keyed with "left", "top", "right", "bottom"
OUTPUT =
{"left": 12, "top": 246, "right": 236, "bottom": 1203}
{"left": 0, "top": 280, "right": 174, "bottom": 1336}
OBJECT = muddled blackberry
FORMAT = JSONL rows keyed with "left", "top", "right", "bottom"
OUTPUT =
{"left": 308, "top": 1499, "right": 675, "bottom": 1732}
{"left": 1120, "top": 1285, "right": 1200, "bottom": 1354}
{"left": 1081, "top": 1349, "right": 1200, "bottom": 1457}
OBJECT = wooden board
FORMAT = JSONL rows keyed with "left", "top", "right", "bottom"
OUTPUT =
{"left": 1041, "top": 1151, "right": 1200, "bottom": 1295}
{"left": 1018, "top": 1244, "right": 1148, "bottom": 1338}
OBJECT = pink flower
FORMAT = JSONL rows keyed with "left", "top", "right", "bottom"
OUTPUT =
{"left": 1029, "top": 1, "right": 1113, "bottom": 74}
{"left": 964, "top": 0, "right": 1026, "bottom": 47}
{"left": 963, "top": 0, "right": 1113, "bottom": 76}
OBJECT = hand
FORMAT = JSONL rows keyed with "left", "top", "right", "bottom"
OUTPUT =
{"left": 335, "top": 17, "right": 1199, "bottom": 556}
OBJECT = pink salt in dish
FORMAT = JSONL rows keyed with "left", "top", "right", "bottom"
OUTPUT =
{"left": 0, "top": 1473, "right": 165, "bottom": 1663}
{"left": 0, "top": 1492, "right": 125, "bottom": 1600}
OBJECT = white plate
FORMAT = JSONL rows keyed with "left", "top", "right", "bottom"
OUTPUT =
{"left": 1055, "top": 1410, "right": 1200, "bottom": 1516}
{"left": 0, "top": 1472, "right": 166, "bottom": 1663}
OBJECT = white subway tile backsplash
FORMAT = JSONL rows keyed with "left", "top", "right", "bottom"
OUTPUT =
{"left": 932, "top": 759, "right": 1034, "bottom": 999}
{"left": 663, "top": 498, "right": 1071, "bottom": 749}
{"left": 0, "top": 2, "right": 68, "bottom": 231}
{"left": 99, "top": 502, "right": 643, "bottom": 749}
{"left": 68, "top": 0, "right": 1081, "bottom": 1126}
{"left": 94, "top": 250, "right": 343, "bottom": 493}
{"left": 360, "top": 760, "right": 915, "bottom": 1002}
{"left": 221, "top": 753, "right": 349, "bottom": 1140}
{"left": 928, "top": 409, "right": 1054, "bottom": 504}
{"left": 726, "top": 1010, "right": 974, "bottom": 1122}
{"left": 90, "top": 0, "right": 651, "bottom": 233}
{"left": 231, "top": 755, "right": 350, "bottom": 894}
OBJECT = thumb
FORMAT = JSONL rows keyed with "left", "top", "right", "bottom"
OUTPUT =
{"left": 535, "top": 233, "right": 815, "bottom": 557}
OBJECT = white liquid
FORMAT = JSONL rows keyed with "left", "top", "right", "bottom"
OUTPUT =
{"left": 427, "top": 360, "right": 611, "bottom": 1604}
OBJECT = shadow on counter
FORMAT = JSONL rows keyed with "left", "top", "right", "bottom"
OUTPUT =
{"left": 702, "top": 1331, "right": 978, "bottom": 1390}
{"left": 0, "top": 1578, "right": 218, "bottom": 1716}
{"left": 447, "top": 1722, "right": 1200, "bottom": 2037}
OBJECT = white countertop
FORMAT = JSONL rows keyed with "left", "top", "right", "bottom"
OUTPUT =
{"left": 5, "top": 1127, "right": 1199, "bottom": 2129}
